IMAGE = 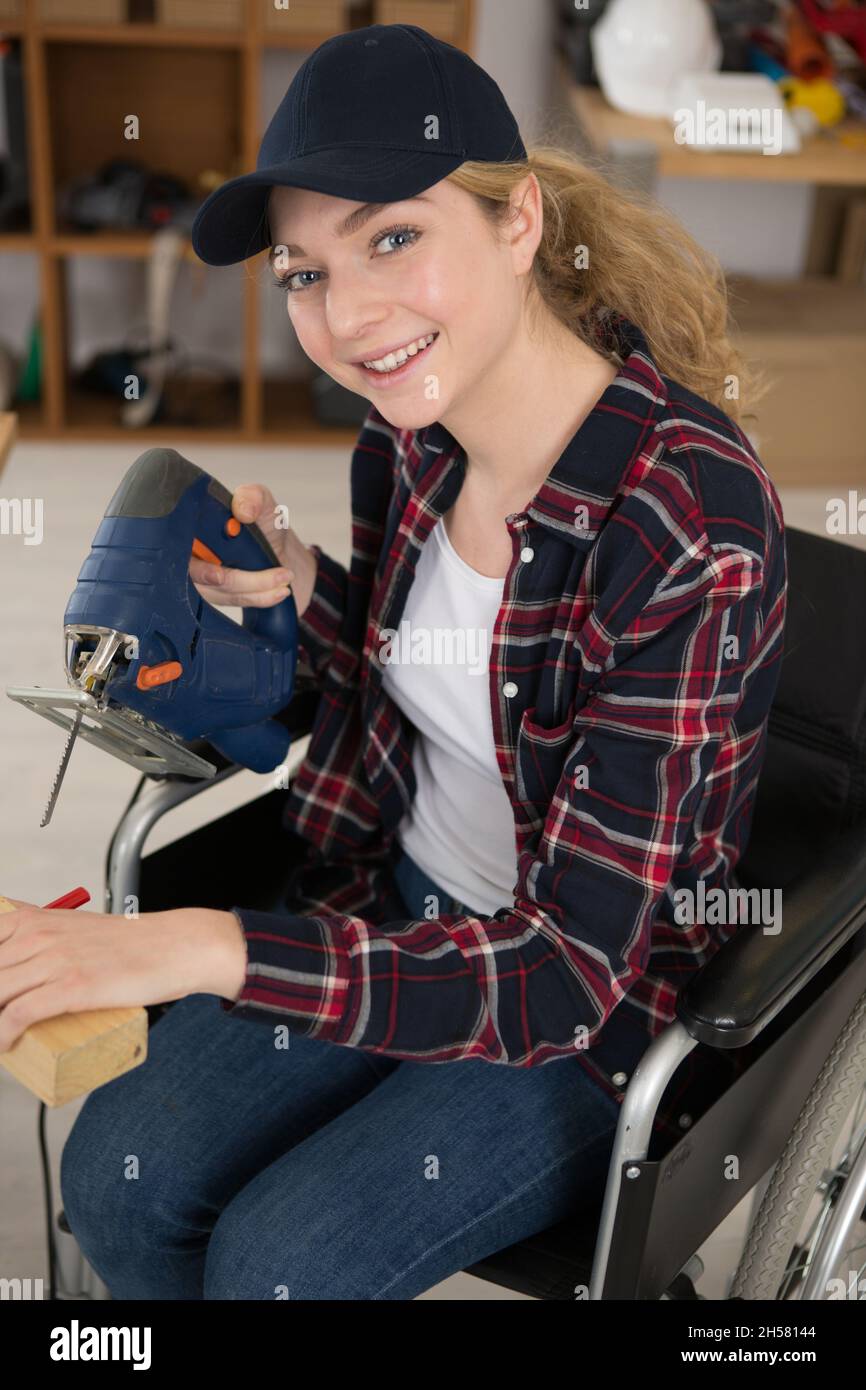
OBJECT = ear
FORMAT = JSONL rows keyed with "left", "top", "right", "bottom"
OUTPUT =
{"left": 508, "top": 172, "right": 543, "bottom": 276}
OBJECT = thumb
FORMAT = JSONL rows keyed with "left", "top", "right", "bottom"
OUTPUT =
{"left": 232, "top": 485, "right": 263, "bottom": 522}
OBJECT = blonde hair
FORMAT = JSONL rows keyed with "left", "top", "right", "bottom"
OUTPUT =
{"left": 446, "top": 146, "right": 766, "bottom": 426}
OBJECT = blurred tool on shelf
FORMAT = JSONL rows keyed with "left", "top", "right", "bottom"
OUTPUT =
{"left": 590, "top": 0, "right": 723, "bottom": 118}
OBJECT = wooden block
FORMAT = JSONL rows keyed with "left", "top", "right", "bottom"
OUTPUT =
{"left": 0, "top": 896, "right": 148, "bottom": 1106}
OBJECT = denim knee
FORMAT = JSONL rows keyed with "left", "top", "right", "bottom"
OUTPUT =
{"left": 59, "top": 1091, "right": 177, "bottom": 1256}
{"left": 203, "top": 1194, "right": 370, "bottom": 1301}
{"left": 60, "top": 1097, "right": 102, "bottom": 1228}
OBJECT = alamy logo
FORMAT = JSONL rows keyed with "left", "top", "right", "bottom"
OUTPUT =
{"left": 673, "top": 882, "right": 782, "bottom": 935}
{"left": 378, "top": 621, "right": 488, "bottom": 676}
{"left": 0, "top": 496, "right": 43, "bottom": 545}
{"left": 0, "top": 1276, "right": 44, "bottom": 1299}
{"left": 49, "top": 1319, "right": 151, "bottom": 1370}
{"left": 673, "top": 101, "right": 784, "bottom": 156}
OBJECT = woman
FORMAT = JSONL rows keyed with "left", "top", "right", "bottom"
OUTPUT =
{"left": 30, "top": 25, "right": 787, "bottom": 1299}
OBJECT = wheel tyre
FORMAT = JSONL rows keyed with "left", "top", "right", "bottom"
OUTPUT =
{"left": 730, "top": 987, "right": 866, "bottom": 1300}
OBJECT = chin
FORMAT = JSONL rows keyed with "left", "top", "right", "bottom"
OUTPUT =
{"left": 367, "top": 398, "right": 445, "bottom": 432}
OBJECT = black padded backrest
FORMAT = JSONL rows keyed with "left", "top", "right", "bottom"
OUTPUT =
{"left": 737, "top": 527, "right": 866, "bottom": 889}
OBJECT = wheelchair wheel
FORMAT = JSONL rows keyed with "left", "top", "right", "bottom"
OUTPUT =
{"left": 730, "top": 986, "right": 866, "bottom": 1301}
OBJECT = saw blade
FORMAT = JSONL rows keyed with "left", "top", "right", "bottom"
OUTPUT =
{"left": 40, "top": 706, "right": 83, "bottom": 828}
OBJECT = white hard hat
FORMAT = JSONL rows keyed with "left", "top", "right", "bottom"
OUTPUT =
{"left": 591, "top": 0, "right": 723, "bottom": 119}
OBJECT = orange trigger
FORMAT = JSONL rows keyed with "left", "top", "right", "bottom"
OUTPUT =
{"left": 192, "top": 537, "right": 221, "bottom": 565}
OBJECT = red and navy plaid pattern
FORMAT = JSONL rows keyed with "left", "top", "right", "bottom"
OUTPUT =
{"left": 223, "top": 315, "right": 788, "bottom": 1148}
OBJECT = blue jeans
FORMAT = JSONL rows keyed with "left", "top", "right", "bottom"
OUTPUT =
{"left": 60, "top": 848, "right": 622, "bottom": 1300}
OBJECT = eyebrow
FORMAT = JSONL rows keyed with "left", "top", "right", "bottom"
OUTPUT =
{"left": 268, "top": 196, "right": 432, "bottom": 264}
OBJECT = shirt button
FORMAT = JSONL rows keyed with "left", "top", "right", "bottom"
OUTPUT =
{"left": 612, "top": 1071, "right": 628, "bottom": 1087}
{"left": 520, "top": 546, "right": 534, "bottom": 563}
{"left": 502, "top": 681, "right": 518, "bottom": 698}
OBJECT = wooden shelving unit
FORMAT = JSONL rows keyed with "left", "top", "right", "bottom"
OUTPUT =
{"left": 0, "top": 0, "right": 476, "bottom": 443}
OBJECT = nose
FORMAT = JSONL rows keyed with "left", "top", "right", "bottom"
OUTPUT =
{"left": 324, "top": 267, "right": 390, "bottom": 359}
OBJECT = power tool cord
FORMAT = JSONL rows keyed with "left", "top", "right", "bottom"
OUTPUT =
{"left": 38, "top": 1102, "right": 57, "bottom": 1300}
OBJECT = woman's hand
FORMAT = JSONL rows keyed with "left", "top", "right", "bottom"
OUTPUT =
{"left": 189, "top": 482, "right": 319, "bottom": 619}
{"left": 0, "top": 899, "right": 247, "bottom": 1052}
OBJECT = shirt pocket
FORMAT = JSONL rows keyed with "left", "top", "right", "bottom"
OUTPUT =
{"left": 515, "top": 705, "right": 577, "bottom": 819}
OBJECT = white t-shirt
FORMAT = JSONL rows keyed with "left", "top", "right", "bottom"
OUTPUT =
{"left": 381, "top": 515, "right": 519, "bottom": 915}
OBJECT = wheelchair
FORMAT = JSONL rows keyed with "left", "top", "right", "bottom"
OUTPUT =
{"left": 55, "top": 525, "right": 866, "bottom": 1301}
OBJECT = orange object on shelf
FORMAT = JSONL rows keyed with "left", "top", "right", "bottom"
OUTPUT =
{"left": 786, "top": 5, "right": 834, "bottom": 81}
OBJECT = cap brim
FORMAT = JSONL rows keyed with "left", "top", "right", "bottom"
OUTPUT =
{"left": 191, "top": 147, "right": 467, "bottom": 267}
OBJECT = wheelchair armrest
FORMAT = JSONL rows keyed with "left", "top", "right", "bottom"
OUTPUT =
{"left": 677, "top": 820, "right": 866, "bottom": 1049}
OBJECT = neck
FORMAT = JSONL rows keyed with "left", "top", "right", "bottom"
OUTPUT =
{"left": 441, "top": 312, "right": 620, "bottom": 502}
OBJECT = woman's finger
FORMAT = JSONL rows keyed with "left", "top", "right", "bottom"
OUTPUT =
{"left": 232, "top": 483, "right": 269, "bottom": 523}
{"left": 189, "top": 558, "right": 291, "bottom": 591}
{"left": 193, "top": 583, "right": 292, "bottom": 609}
{"left": 0, "top": 953, "right": 50, "bottom": 1011}
{"left": 0, "top": 982, "right": 70, "bottom": 1053}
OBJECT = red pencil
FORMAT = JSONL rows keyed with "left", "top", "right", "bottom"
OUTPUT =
{"left": 42, "top": 887, "right": 91, "bottom": 910}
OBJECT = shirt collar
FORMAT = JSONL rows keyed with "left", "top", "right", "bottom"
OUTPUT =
{"left": 420, "top": 313, "right": 670, "bottom": 545}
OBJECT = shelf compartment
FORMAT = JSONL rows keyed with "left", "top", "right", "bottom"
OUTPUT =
{"left": 29, "top": 21, "right": 244, "bottom": 46}
{"left": 39, "top": 0, "right": 126, "bottom": 21}
{"left": 156, "top": 0, "right": 243, "bottom": 28}
{"left": 44, "top": 40, "right": 243, "bottom": 212}
{"left": 65, "top": 373, "right": 242, "bottom": 436}
{"left": 374, "top": 1, "right": 465, "bottom": 43}
{"left": 262, "top": 376, "right": 361, "bottom": 444}
{"left": 50, "top": 229, "right": 201, "bottom": 258}
{"left": 261, "top": 0, "right": 345, "bottom": 39}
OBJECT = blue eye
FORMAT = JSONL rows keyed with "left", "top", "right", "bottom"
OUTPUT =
{"left": 372, "top": 225, "right": 420, "bottom": 256}
{"left": 273, "top": 269, "right": 320, "bottom": 295}
{"left": 273, "top": 223, "right": 421, "bottom": 295}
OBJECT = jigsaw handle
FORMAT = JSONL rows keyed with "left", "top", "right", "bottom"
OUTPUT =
{"left": 76, "top": 448, "right": 301, "bottom": 774}
{"left": 192, "top": 470, "right": 298, "bottom": 659}
{"left": 104, "top": 446, "right": 298, "bottom": 656}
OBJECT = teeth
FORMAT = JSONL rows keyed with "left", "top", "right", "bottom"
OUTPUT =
{"left": 364, "top": 333, "right": 436, "bottom": 373}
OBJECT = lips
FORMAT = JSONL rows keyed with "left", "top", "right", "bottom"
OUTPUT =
{"left": 353, "top": 332, "right": 438, "bottom": 369}
{"left": 353, "top": 331, "right": 440, "bottom": 388}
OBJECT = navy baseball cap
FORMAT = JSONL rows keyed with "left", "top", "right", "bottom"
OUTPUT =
{"left": 191, "top": 23, "right": 527, "bottom": 267}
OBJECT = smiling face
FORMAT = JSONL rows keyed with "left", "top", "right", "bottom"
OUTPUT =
{"left": 266, "top": 175, "right": 540, "bottom": 432}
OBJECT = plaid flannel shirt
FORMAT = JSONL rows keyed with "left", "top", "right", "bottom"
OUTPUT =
{"left": 222, "top": 314, "right": 788, "bottom": 1149}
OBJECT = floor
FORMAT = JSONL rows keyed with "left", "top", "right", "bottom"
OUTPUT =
{"left": 0, "top": 439, "right": 863, "bottom": 1301}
